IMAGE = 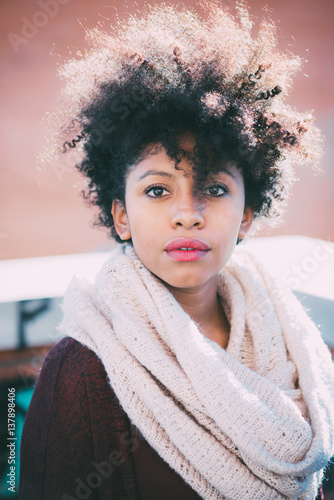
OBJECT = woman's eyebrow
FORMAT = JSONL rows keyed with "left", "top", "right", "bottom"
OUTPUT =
{"left": 136, "top": 168, "right": 238, "bottom": 183}
{"left": 209, "top": 169, "right": 238, "bottom": 182}
{"left": 137, "top": 170, "right": 174, "bottom": 181}
{"left": 218, "top": 169, "right": 238, "bottom": 180}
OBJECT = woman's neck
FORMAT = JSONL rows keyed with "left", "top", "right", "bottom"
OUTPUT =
{"left": 164, "top": 278, "right": 230, "bottom": 349}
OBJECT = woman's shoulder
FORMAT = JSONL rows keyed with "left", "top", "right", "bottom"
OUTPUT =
{"left": 44, "top": 336, "right": 102, "bottom": 373}
{"left": 39, "top": 337, "right": 111, "bottom": 391}
{"left": 25, "top": 337, "right": 112, "bottom": 429}
{"left": 35, "top": 337, "right": 122, "bottom": 416}
{"left": 20, "top": 337, "right": 136, "bottom": 499}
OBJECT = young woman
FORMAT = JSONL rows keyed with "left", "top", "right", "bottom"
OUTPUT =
{"left": 19, "top": 3, "right": 334, "bottom": 499}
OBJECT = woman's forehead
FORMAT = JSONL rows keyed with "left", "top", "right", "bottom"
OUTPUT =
{"left": 127, "top": 147, "right": 242, "bottom": 187}
{"left": 129, "top": 139, "right": 241, "bottom": 179}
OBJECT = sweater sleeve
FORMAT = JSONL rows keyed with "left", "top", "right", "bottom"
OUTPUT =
{"left": 19, "top": 337, "right": 138, "bottom": 500}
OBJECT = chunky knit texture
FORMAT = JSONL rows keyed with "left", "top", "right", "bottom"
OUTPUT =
{"left": 59, "top": 244, "right": 334, "bottom": 499}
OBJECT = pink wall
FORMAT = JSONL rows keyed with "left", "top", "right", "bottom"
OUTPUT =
{"left": 1, "top": 0, "right": 333, "bottom": 259}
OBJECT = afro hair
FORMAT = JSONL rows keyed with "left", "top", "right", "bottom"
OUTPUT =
{"left": 44, "top": 1, "right": 323, "bottom": 242}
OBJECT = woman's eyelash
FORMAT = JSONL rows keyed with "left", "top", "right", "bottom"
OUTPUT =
{"left": 144, "top": 183, "right": 229, "bottom": 198}
{"left": 144, "top": 185, "right": 169, "bottom": 197}
{"left": 204, "top": 184, "right": 229, "bottom": 196}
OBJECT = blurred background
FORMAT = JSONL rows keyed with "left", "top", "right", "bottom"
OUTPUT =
{"left": 0, "top": 0, "right": 333, "bottom": 497}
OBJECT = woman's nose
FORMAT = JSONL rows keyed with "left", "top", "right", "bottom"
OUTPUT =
{"left": 171, "top": 194, "right": 204, "bottom": 230}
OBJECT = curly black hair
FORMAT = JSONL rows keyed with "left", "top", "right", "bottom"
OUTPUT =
{"left": 45, "top": 1, "right": 322, "bottom": 243}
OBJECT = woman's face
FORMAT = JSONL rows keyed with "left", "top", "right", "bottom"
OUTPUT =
{"left": 112, "top": 143, "right": 253, "bottom": 293}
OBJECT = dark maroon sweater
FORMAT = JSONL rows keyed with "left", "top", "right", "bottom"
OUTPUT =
{"left": 19, "top": 337, "right": 324, "bottom": 500}
{"left": 19, "top": 337, "right": 202, "bottom": 500}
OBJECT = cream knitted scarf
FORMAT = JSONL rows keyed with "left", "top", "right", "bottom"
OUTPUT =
{"left": 59, "top": 244, "right": 334, "bottom": 500}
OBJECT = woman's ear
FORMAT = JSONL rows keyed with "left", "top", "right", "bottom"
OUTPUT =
{"left": 238, "top": 207, "right": 254, "bottom": 240}
{"left": 111, "top": 200, "right": 131, "bottom": 240}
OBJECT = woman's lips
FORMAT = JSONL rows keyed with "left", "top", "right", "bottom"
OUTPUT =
{"left": 164, "top": 238, "right": 210, "bottom": 262}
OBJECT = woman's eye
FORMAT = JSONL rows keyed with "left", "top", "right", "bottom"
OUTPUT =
{"left": 145, "top": 185, "right": 169, "bottom": 197}
{"left": 205, "top": 184, "right": 228, "bottom": 197}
